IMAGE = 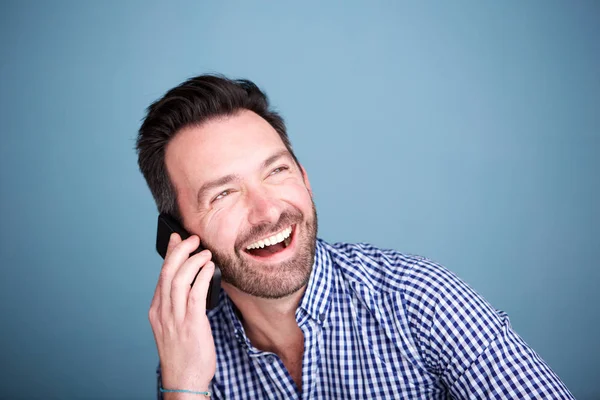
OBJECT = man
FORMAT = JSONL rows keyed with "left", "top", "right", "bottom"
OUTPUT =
{"left": 137, "top": 75, "right": 573, "bottom": 399}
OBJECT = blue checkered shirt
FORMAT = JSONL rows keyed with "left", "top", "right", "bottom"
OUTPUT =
{"left": 156, "top": 239, "right": 573, "bottom": 399}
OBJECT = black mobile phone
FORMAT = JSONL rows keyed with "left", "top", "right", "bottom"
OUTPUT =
{"left": 156, "top": 213, "right": 222, "bottom": 310}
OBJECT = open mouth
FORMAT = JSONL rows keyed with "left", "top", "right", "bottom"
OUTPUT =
{"left": 244, "top": 225, "right": 295, "bottom": 258}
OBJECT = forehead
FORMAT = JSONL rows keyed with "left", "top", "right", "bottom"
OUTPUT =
{"left": 165, "top": 110, "right": 289, "bottom": 189}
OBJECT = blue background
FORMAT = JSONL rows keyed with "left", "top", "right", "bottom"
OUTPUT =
{"left": 1, "top": 1, "right": 598, "bottom": 399}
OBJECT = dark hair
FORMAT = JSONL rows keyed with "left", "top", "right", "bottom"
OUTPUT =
{"left": 136, "top": 74, "right": 299, "bottom": 222}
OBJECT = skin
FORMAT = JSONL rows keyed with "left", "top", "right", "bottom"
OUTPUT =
{"left": 153, "top": 110, "right": 318, "bottom": 395}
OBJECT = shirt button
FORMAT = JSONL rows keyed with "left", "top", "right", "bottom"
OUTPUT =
{"left": 319, "top": 313, "right": 326, "bottom": 322}
{"left": 267, "top": 355, "right": 276, "bottom": 364}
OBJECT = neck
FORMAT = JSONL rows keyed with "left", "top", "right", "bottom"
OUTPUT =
{"left": 222, "top": 282, "right": 305, "bottom": 352}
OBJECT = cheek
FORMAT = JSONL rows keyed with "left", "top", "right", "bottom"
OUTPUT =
{"left": 285, "top": 184, "right": 313, "bottom": 211}
{"left": 203, "top": 207, "right": 244, "bottom": 250}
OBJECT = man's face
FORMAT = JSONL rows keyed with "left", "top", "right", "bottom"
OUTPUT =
{"left": 165, "top": 110, "right": 317, "bottom": 299}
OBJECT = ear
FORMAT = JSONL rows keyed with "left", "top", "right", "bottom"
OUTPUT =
{"left": 300, "top": 164, "right": 313, "bottom": 196}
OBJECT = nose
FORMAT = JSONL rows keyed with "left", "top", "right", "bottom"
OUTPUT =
{"left": 246, "top": 187, "right": 280, "bottom": 226}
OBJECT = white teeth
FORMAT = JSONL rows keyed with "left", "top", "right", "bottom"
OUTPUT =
{"left": 246, "top": 226, "right": 292, "bottom": 250}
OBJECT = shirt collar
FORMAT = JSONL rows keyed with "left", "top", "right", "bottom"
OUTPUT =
{"left": 296, "top": 238, "right": 334, "bottom": 324}
{"left": 219, "top": 237, "right": 335, "bottom": 345}
{"left": 220, "top": 291, "right": 253, "bottom": 350}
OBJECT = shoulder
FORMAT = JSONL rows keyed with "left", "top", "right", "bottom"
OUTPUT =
{"left": 324, "top": 240, "right": 460, "bottom": 299}
{"left": 323, "top": 241, "right": 499, "bottom": 332}
{"left": 324, "top": 241, "right": 505, "bottom": 371}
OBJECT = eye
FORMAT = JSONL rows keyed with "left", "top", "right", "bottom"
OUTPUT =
{"left": 269, "top": 165, "right": 289, "bottom": 176}
{"left": 212, "top": 189, "right": 232, "bottom": 203}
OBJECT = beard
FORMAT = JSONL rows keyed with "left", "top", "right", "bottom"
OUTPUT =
{"left": 205, "top": 201, "right": 318, "bottom": 299}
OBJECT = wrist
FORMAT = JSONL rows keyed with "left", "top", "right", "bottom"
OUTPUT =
{"left": 163, "top": 392, "right": 209, "bottom": 400}
{"left": 160, "top": 386, "right": 211, "bottom": 399}
{"left": 161, "top": 376, "right": 211, "bottom": 392}
{"left": 160, "top": 369, "right": 212, "bottom": 397}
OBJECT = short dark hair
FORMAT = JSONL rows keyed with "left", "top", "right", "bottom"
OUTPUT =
{"left": 136, "top": 74, "right": 299, "bottom": 222}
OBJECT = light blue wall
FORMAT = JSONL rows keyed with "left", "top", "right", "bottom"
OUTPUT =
{"left": 1, "top": 1, "right": 598, "bottom": 399}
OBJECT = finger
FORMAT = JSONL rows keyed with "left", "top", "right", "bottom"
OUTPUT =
{"left": 150, "top": 234, "right": 182, "bottom": 337}
{"left": 171, "top": 249, "right": 212, "bottom": 322}
{"left": 165, "top": 232, "right": 182, "bottom": 259}
{"left": 148, "top": 278, "right": 162, "bottom": 336}
{"left": 149, "top": 271, "right": 161, "bottom": 315}
{"left": 187, "top": 261, "right": 216, "bottom": 318}
{"left": 159, "top": 235, "right": 200, "bottom": 320}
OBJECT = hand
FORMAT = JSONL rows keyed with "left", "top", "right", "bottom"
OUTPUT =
{"left": 149, "top": 233, "right": 216, "bottom": 393}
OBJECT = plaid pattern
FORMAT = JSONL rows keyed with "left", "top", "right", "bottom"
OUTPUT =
{"left": 157, "top": 239, "right": 573, "bottom": 399}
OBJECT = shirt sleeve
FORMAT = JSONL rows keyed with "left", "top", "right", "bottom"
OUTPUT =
{"left": 402, "top": 257, "right": 574, "bottom": 399}
{"left": 448, "top": 311, "right": 573, "bottom": 399}
{"left": 156, "top": 363, "right": 163, "bottom": 400}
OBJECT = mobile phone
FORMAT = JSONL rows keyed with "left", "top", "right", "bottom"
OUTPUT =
{"left": 156, "top": 213, "right": 222, "bottom": 310}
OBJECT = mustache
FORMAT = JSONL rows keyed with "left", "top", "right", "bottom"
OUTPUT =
{"left": 236, "top": 209, "right": 303, "bottom": 249}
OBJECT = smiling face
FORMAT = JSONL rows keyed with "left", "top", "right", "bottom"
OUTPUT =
{"left": 165, "top": 110, "right": 318, "bottom": 299}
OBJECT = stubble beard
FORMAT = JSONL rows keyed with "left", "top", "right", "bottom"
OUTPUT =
{"left": 208, "top": 202, "right": 318, "bottom": 299}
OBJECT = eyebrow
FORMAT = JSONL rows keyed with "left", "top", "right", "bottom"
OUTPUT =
{"left": 196, "top": 149, "right": 293, "bottom": 205}
{"left": 196, "top": 174, "right": 241, "bottom": 204}
{"left": 261, "top": 149, "right": 291, "bottom": 170}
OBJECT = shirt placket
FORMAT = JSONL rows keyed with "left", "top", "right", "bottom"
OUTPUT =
{"left": 298, "top": 310, "right": 327, "bottom": 400}
{"left": 251, "top": 352, "right": 300, "bottom": 399}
